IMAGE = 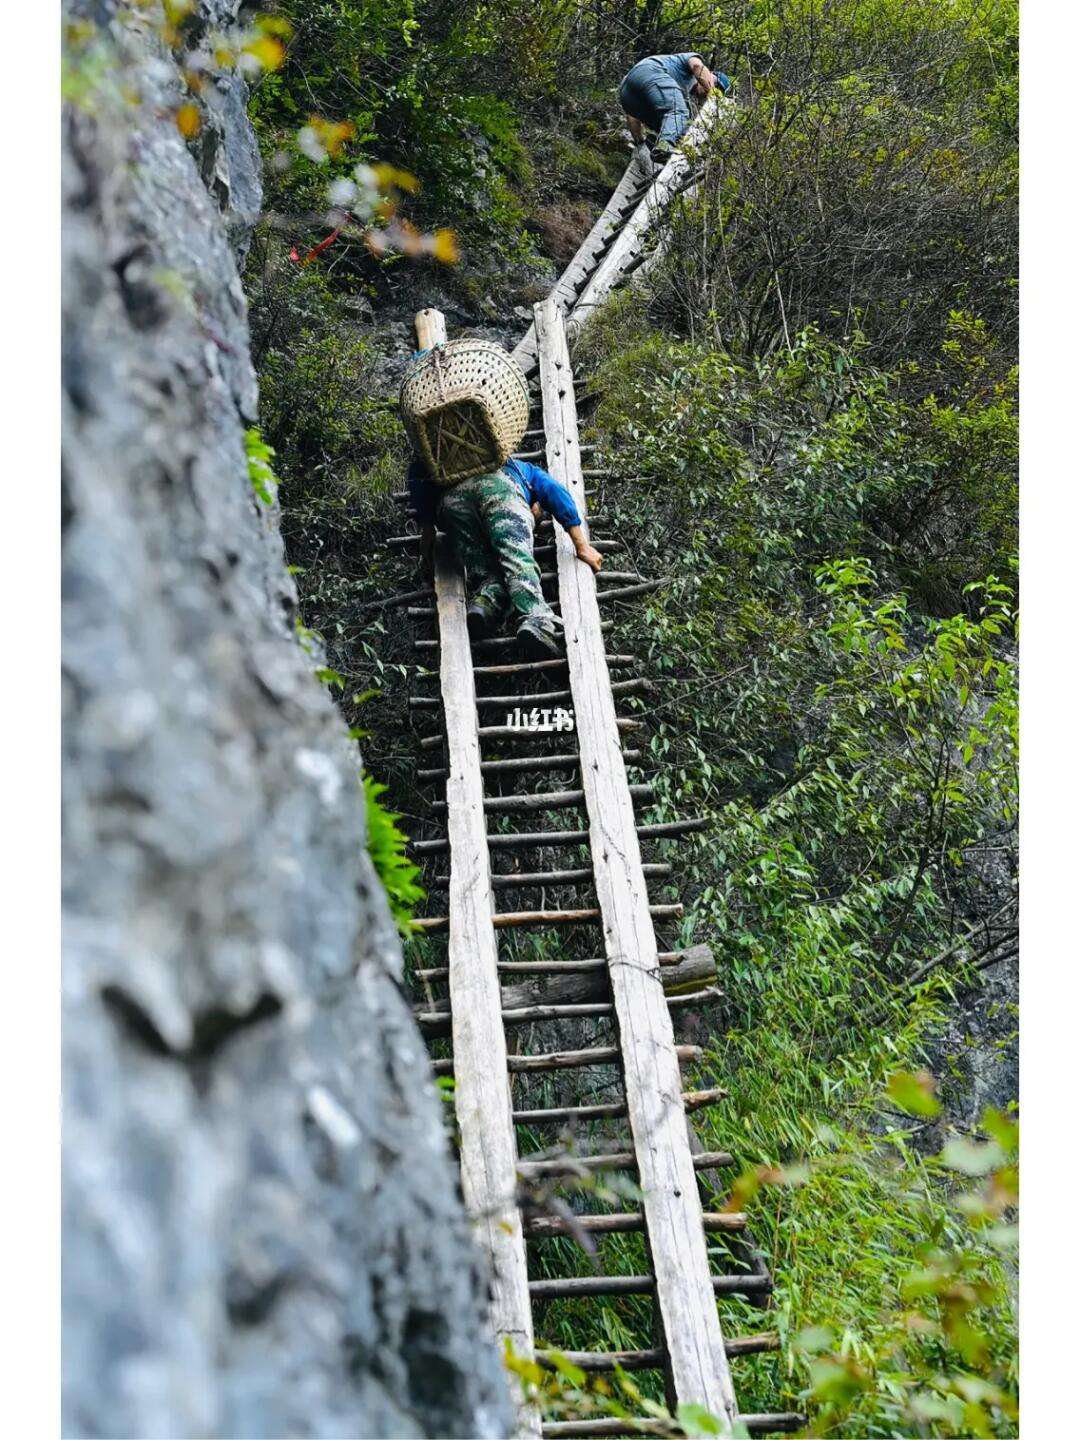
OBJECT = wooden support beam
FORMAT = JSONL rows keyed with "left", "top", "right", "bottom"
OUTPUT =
{"left": 417, "top": 309, "right": 538, "bottom": 1438}
{"left": 414, "top": 307, "right": 446, "bottom": 350}
{"left": 536, "top": 298, "right": 737, "bottom": 1429}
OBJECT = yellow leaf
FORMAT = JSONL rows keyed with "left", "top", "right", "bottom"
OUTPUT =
{"left": 372, "top": 162, "right": 420, "bottom": 194}
{"left": 309, "top": 116, "right": 355, "bottom": 158}
{"left": 242, "top": 35, "right": 285, "bottom": 72}
{"left": 256, "top": 16, "right": 294, "bottom": 39}
{"left": 176, "top": 103, "right": 201, "bottom": 139}
{"left": 431, "top": 228, "right": 460, "bottom": 264}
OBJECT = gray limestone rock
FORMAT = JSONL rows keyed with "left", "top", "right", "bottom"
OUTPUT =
{"left": 61, "top": 6, "right": 509, "bottom": 1436}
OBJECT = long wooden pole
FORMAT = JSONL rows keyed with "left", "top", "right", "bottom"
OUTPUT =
{"left": 535, "top": 297, "right": 738, "bottom": 1431}
{"left": 415, "top": 308, "right": 540, "bottom": 1438}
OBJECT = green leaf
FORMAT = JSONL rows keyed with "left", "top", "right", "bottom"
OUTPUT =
{"left": 887, "top": 1069, "right": 942, "bottom": 1118}
{"left": 677, "top": 1403, "right": 724, "bottom": 1436}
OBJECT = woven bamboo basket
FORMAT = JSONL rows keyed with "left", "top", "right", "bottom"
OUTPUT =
{"left": 399, "top": 339, "right": 529, "bottom": 485}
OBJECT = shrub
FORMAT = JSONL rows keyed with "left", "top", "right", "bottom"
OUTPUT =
{"left": 363, "top": 773, "right": 425, "bottom": 933}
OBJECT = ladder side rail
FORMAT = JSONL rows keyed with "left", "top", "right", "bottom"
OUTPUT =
{"left": 512, "top": 148, "right": 653, "bottom": 377}
{"left": 534, "top": 297, "right": 738, "bottom": 1431}
{"left": 421, "top": 305, "right": 539, "bottom": 1439}
{"left": 566, "top": 95, "right": 730, "bottom": 340}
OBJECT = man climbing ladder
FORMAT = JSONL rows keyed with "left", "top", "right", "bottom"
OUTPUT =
{"left": 409, "top": 449, "right": 602, "bottom": 658}
{"left": 619, "top": 51, "right": 731, "bottom": 162}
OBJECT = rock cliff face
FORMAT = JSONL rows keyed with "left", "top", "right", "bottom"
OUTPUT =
{"left": 61, "top": 5, "right": 509, "bottom": 1435}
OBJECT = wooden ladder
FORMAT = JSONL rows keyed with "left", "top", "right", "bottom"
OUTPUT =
{"left": 391, "top": 303, "right": 801, "bottom": 1438}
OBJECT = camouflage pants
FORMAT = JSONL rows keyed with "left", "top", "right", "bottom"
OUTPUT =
{"left": 437, "top": 470, "right": 557, "bottom": 632}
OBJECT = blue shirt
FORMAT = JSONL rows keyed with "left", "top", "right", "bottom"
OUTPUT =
{"left": 408, "top": 457, "right": 583, "bottom": 531}
{"left": 651, "top": 53, "right": 701, "bottom": 98}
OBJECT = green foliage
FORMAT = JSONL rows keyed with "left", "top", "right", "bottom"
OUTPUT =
{"left": 733, "top": 1094, "right": 1018, "bottom": 1436}
{"left": 363, "top": 773, "right": 425, "bottom": 933}
{"left": 248, "top": 0, "right": 546, "bottom": 257}
{"left": 654, "top": 0, "right": 1018, "bottom": 370}
{"left": 568, "top": 296, "right": 1017, "bottom": 1431}
{"left": 257, "top": 281, "right": 401, "bottom": 504}
{"left": 245, "top": 427, "right": 280, "bottom": 506}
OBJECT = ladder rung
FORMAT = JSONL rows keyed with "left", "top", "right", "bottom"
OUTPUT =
{"left": 427, "top": 861, "right": 670, "bottom": 890}
{"left": 524, "top": 1208, "right": 744, "bottom": 1237}
{"left": 535, "top": 1332, "right": 778, "bottom": 1371}
{"left": 541, "top": 570, "right": 642, "bottom": 584}
{"left": 411, "top": 816, "right": 705, "bottom": 853}
{"left": 529, "top": 1273, "right": 772, "bottom": 1300}
{"left": 532, "top": 541, "right": 621, "bottom": 559}
{"left": 466, "top": 649, "right": 633, "bottom": 677}
{"left": 516, "top": 1146, "right": 731, "bottom": 1178}
{"left": 418, "top": 718, "right": 642, "bottom": 751}
{"left": 411, "top": 902, "right": 682, "bottom": 932}
{"left": 412, "top": 950, "right": 687, "bottom": 982}
{"left": 406, "top": 585, "right": 658, "bottom": 619}
{"left": 414, "top": 679, "right": 650, "bottom": 714}
{"left": 411, "top": 688, "right": 574, "bottom": 709}
{"left": 415, "top": 985, "right": 720, "bottom": 1033}
{"left": 410, "top": 678, "right": 651, "bottom": 709}
{"left": 540, "top": 1418, "right": 803, "bottom": 1439}
{"left": 433, "top": 1043, "right": 702, "bottom": 1079}
{"left": 429, "top": 784, "right": 653, "bottom": 815}
{"left": 413, "top": 621, "right": 614, "bottom": 653}
{"left": 415, "top": 750, "right": 643, "bottom": 783}
{"left": 513, "top": 1086, "right": 725, "bottom": 1127}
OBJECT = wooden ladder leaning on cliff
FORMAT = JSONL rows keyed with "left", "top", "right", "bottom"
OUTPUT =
{"left": 394, "top": 304, "right": 801, "bottom": 1439}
